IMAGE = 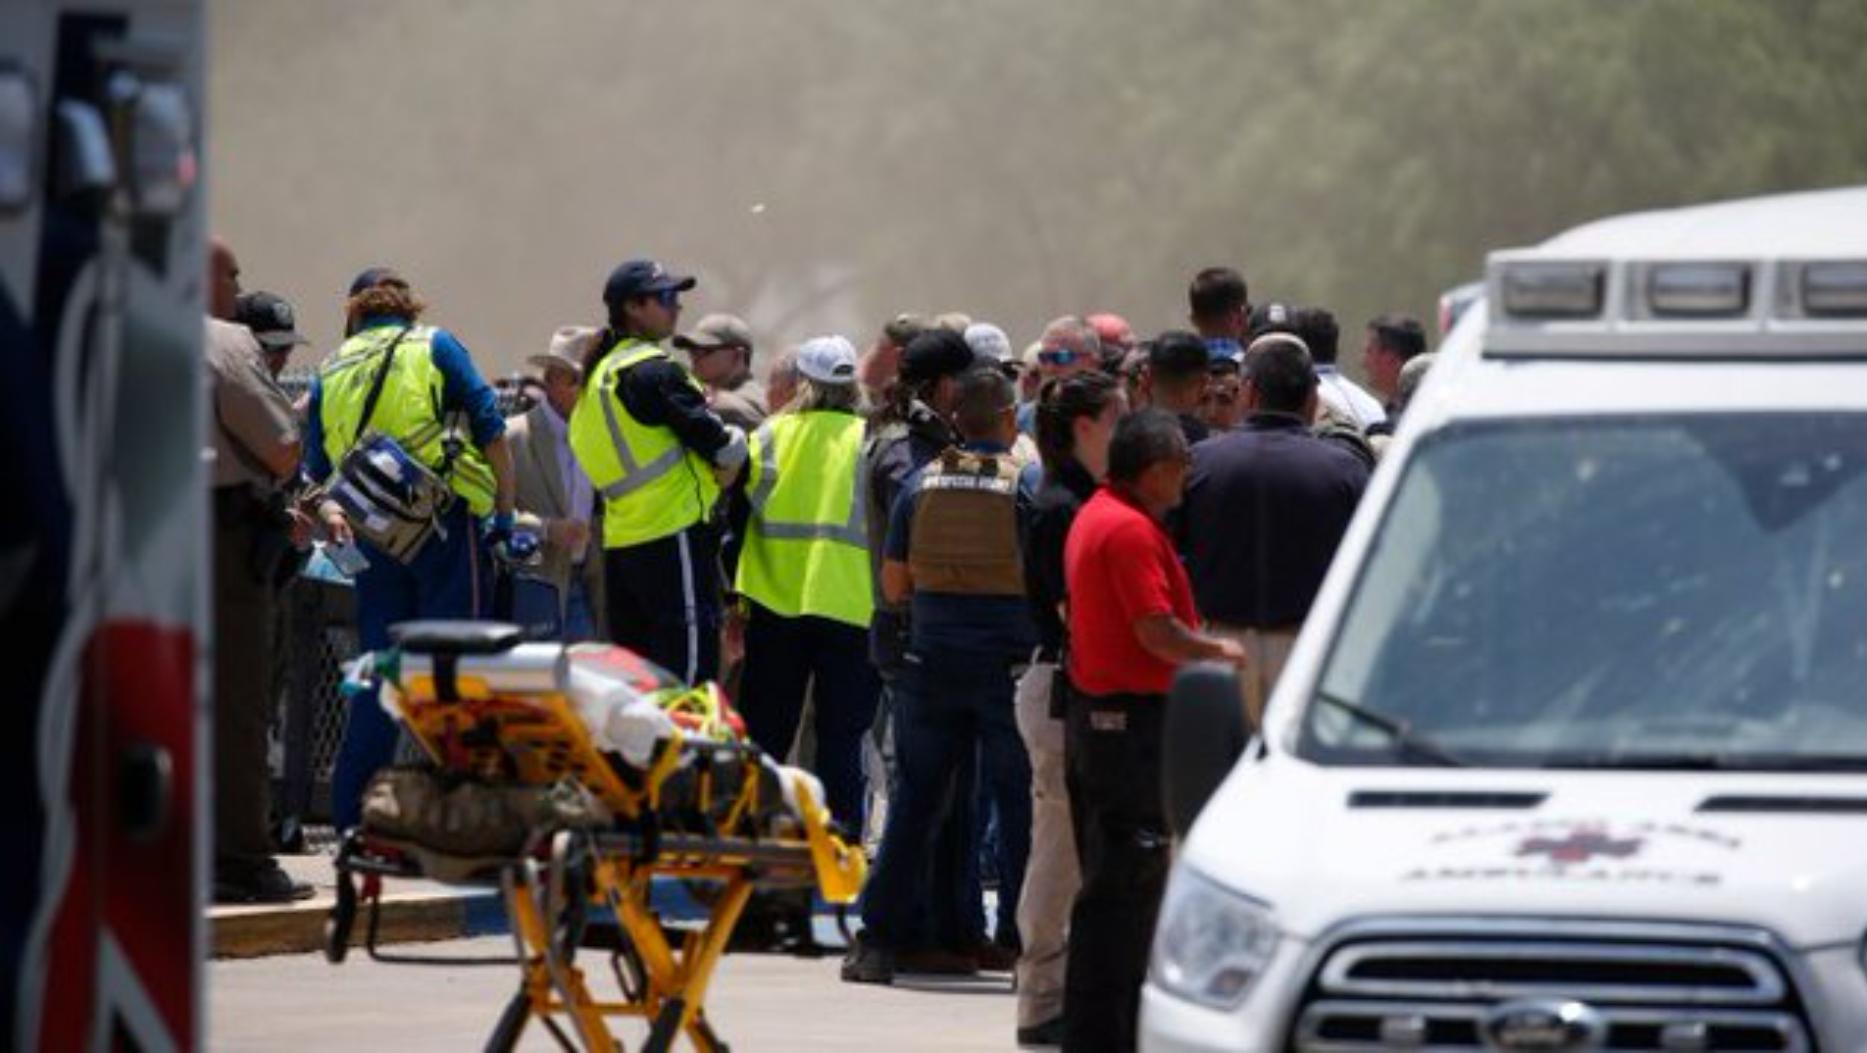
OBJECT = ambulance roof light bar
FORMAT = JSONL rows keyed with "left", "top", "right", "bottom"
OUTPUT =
{"left": 1485, "top": 253, "right": 1867, "bottom": 359}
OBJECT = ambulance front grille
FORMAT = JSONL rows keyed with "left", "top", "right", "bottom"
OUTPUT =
{"left": 1287, "top": 921, "right": 1813, "bottom": 1052}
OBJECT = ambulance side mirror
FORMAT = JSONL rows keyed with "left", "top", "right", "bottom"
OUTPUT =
{"left": 1163, "top": 662, "right": 1250, "bottom": 839}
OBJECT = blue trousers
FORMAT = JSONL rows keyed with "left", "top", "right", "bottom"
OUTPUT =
{"left": 509, "top": 573, "right": 598, "bottom": 642}
{"left": 860, "top": 650, "right": 1032, "bottom": 951}
{"left": 330, "top": 505, "right": 485, "bottom": 831}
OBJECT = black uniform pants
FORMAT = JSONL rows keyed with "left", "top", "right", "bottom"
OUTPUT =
{"left": 603, "top": 523, "right": 722, "bottom": 684}
{"left": 738, "top": 601, "right": 880, "bottom": 828}
{"left": 211, "top": 487, "right": 281, "bottom": 874}
{"left": 1061, "top": 691, "right": 1170, "bottom": 1053}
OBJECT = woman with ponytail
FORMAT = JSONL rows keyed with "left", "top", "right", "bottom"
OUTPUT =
{"left": 1010, "top": 369, "right": 1125, "bottom": 1046}
{"left": 566, "top": 258, "right": 748, "bottom": 685}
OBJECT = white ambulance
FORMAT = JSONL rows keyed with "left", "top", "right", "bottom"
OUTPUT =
{"left": 1144, "top": 186, "right": 1867, "bottom": 1052}
{"left": 1, "top": 1, "right": 205, "bottom": 1049}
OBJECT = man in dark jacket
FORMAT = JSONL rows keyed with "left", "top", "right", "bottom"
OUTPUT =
{"left": 1177, "top": 332, "right": 1369, "bottom": 723}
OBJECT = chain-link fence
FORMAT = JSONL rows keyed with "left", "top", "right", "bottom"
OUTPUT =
{"left": 271, "top": 577, "right": 357, "bottom": 825}
{"left": 271, "top": 573, "right": 434, "bottom": 841}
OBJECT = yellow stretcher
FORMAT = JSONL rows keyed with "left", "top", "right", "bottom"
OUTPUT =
{"left": 324, "top": 621, "right": 866, "bottom": 1053}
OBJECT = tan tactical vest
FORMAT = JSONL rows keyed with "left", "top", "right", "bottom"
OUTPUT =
{"left": 907, "top": 449, "right": 1024, "bottom": 597}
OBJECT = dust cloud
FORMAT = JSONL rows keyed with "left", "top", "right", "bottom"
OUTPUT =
{"left": 209, "top": 0, "right": 1867, "bottom": 378}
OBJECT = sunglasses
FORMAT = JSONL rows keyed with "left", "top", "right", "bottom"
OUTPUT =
{"left": 654, "top": 288, "right": 683, "bottom": 309}
{"left": 1037, "top": 349, "right": 1082, "bottom": 367}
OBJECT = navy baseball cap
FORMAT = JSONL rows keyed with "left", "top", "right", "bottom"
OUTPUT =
{"left": 602, "top": 259, "right": 696, "bottom": 311}
{"left": 347, "top": 266, "right": 407, "bottom": 297}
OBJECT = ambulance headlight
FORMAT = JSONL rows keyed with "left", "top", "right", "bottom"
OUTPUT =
{"left": 1149, "top": 866, "right": 1279, "bottom": 1009}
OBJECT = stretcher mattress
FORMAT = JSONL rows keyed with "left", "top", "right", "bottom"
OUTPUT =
{"left": 378, "top": 641, "right": 829, "bottom": 836}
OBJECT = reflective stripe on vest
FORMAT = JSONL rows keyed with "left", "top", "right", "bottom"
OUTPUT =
{"left": 595, "top": 358, "right": 687, "bottom": 500}
{"left": 568, "top": 339, "right": 720, "bottom": 549}
{"left": 317, "top": 325, "right": 496, "bottom": 516}
{"left": 735, "top": 411, "right": 874, "bottom": 627}
{"left": 746, "top": 417, "right": 868, "bottom": 545}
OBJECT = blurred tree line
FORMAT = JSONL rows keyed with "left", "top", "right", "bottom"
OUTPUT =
{"left": 214, "top": 0, "right": 1867, "bottom": 368}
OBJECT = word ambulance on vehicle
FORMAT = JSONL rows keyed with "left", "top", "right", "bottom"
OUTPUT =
{"left": 1145, "top": 185, "right": 1867, "bottom": 1053}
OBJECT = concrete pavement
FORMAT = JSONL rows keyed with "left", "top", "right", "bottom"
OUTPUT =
{"left": 210, "top": 935, "right": 1017, "bottom": 1051}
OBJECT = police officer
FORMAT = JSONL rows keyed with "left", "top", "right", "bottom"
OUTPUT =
{"left": 205, "top": 239, "right": 314, "bottom": 902}
{"left": 305, "top": 267, "right": 517, "bottom": 832}
{"left": 570, "top": 259, "right": 746, "bottom": 684}
{"left": 845, "top": 366, "right": 1036, "bottom": 985}
{"left": 858, "top": 327, "right": 987, "bottom": 972}
{"left": 729, "top": 335, "right": 878, "bottom": 827}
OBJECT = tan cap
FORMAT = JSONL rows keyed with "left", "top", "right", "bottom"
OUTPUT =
{"left": 526, "top": 325, "right": 598, "bottom": 377}
{"left": 932, "top": 311, "right": 972, "bottom": 334}
{"left": 672, "top": 313, "right": 754, "bottom": 353}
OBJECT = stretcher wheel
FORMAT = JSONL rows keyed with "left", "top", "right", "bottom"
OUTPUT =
{"left": 643, "top": 997, "right": 686, "bottom": 1053}
{"left": 693, "top": 1014, "right": 729, "bottom": 1053}
{"left": 325, "top": 871, "right": 357, "bottom": 964}
{"left": 482, "top": 990, "right": 530, "bottom": 1053}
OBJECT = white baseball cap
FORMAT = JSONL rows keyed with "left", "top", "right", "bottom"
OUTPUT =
{"left": 796, "top": 335, "right": 858, "bottom": 385}
{"left": 963, "top": 322, "right": 1014, "bottom": 363}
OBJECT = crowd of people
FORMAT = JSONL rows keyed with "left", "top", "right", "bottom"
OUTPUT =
{"left": 202, "top": 241, "right": 1436, "bottom": 1051}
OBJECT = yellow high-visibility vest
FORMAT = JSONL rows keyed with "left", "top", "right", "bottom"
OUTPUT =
{"left": 569, "top": 338, "right": 720, "bottom": 549}
{"left": 735, "top": 410, "right": 874, "bottom": 628}
{"left": 317, "top": 324, "right": 496, "bottom": 515}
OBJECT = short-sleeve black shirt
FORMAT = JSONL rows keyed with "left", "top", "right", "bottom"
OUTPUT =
{"left": 1021, "top": 458, "right": 1099, "bottom": 661}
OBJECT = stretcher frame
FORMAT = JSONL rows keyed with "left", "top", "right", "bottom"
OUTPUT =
{"left": 324, "top": 632, "right": 866, "bottom": 1053}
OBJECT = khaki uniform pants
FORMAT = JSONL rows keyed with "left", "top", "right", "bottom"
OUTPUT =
{"left": 1207, "top": 623, "right": 1298, "bottom": 728}
{"left": 1013, "top": 661, "right": 1077, "bottom": 1029}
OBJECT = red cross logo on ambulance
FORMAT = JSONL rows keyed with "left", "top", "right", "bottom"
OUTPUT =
{"left": 1515, "top": 828, "right": 1643, "bottom": 865}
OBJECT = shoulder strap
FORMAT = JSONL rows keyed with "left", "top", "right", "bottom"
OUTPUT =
{"left": 352, "top": 325, "right": 413, "bottom": 449}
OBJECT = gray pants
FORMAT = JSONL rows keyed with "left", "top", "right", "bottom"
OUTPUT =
{"left": 1014, "top": 661, "right": 1078, "bottom": 1029}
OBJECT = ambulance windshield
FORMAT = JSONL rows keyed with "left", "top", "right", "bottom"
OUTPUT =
{"left": 1303, "top": 413, "right": 1867, "bottom": 770}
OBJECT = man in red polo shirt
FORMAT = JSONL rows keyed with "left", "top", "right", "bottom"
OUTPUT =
{"left": 1060, "top": 409, "right": 1245, "bottom": 1052}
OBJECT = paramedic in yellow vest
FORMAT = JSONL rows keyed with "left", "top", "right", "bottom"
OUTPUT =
{"left": 845, "top": 366, "right": 1038, "bottom": 985}
{"left": 727, "top": 336, "right": 880, "bottom": 827}
{"left": 303, "top": 267, "right": 517, "bottom": 831}
{"left": 570, "top": 258, "right": 747, "bottom": 684}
